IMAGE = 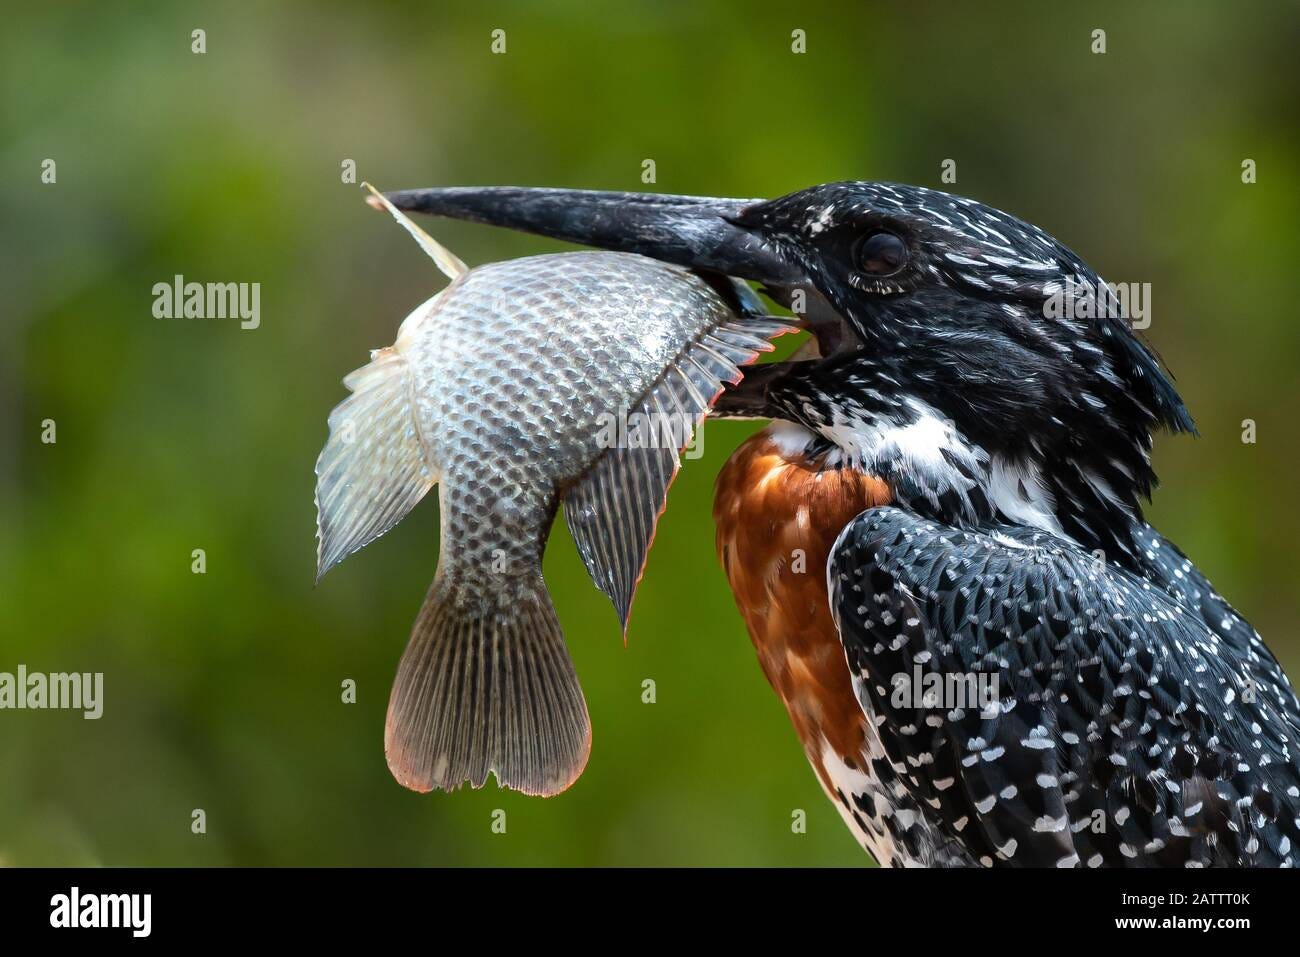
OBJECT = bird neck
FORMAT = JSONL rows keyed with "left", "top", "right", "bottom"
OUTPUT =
{"left": 768, "top": 399, "right": 1148, "bottom": 567}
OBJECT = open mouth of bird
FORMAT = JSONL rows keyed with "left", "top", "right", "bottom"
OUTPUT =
{"left": 378, "top": 185, "right": 865, "bottom": 418}
{"left": 709, "top": 285, "right": 863, "bottom": 418}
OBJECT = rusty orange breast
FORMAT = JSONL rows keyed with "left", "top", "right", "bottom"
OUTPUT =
{"left": 713, "top": 425, "right": 893, "bottom": 792}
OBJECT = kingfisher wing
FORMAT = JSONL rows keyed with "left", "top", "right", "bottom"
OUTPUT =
{"left": 827, "top": 506, "right": 1300, "bottom": 867}
{"left": 1134, "top": 522, "right": 1300, "bottom": 733}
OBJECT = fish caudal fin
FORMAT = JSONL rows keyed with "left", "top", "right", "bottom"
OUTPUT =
{"left": 385, "top": 577, "right": 591, "bottom": 797}
{"left": 314, "top": 347, "right": 434, "bottom": 580}
{"left": 565, "top": 315, "right": 798, "bottom": 630}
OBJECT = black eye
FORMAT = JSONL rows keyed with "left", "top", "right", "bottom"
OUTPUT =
{"left": 858, "top": 231, "right": 908, "bottom": 275}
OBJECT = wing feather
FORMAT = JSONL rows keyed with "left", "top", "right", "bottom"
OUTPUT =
{"left": 828, "top": 507, "right": 1300, "bottom": 867}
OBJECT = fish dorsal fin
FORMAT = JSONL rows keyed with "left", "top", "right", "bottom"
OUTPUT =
{"left": 564, "top": 315, "right": 798, "bottom": 633}
{"left": 363, "top": 182, "right": 468, "bottom": 280}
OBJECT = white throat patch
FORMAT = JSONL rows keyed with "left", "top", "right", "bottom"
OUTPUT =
{"left": 790, "top": 397, "right": 1071, "bottom": 538}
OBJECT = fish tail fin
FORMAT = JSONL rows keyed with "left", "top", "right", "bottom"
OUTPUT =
{"left": 314, "top": 347, "right": 434, "bottom": 581}
{"left": 385, "top": 570, "right": 591, "bottom": 797}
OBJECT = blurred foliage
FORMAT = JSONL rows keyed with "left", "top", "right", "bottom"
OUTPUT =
{"left": 1, "top": 0, "right": 1298, "bottom": 866}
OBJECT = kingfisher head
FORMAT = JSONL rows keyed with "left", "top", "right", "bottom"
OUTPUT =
{"left": 386, "top": 182, "right": 1195, "bottom": 561}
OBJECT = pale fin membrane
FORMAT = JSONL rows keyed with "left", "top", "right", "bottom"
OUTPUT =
{"left": 565, "top": 315, "right": 798, "bottom": 630}
{"left": 362, "top": 182, "right": 468, "bottom": 279}
{"left": 314, "top": 348, "right": 434, "bottom": 580}
{"left": 385, "top": 565, "right": 591, "bottom": 796}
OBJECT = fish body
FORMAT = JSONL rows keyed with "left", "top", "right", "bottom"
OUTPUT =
{"left": 317, "top": 205, "right": 792, "bottom": 795}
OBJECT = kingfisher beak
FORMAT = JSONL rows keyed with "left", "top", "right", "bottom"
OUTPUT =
{"left": 380, "top": 186, "right": 802, "bottom": 287}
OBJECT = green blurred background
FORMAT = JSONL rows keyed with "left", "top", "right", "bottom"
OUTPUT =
{"left": 2, "top": 0, "right": 1298, "bottom": 866}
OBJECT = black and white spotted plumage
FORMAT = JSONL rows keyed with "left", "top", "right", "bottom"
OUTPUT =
{"left": 830, "top": 509, "right": 1300, "bottom": 867}
{"left": 742, "top": 184, "right": 1300, "bottom": 866}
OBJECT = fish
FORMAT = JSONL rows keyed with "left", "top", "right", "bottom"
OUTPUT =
{"left": 315, "top": 186, "right": 796, "bottom": 796}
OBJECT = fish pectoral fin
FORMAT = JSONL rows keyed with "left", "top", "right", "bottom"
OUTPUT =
{"left": 314, "top": 348, "right": 433, "bottom": 580}
{"left": 565, "top": 314, "right": 799, "bottom": 632}
{"left": 385, "top": 576, "right": 591, "bottom": 797}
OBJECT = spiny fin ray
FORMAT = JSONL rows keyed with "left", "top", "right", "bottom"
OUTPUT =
{"left": 565, "top": 315, "right": 799, "bottom": 630}
{"left": 363, "top": 182, "right": 468, "bottom": 279}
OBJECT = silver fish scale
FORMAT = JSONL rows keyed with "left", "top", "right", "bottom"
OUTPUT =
{"left": 316, "top": 245, "right": 792, "bottom": 794}
{"left": 399, "top": 252, "right": 734, "bottom": 605}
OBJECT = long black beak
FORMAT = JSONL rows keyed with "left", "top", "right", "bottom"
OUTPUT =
{"left": 381, "top": 186, "right": 801, "bottom": 286}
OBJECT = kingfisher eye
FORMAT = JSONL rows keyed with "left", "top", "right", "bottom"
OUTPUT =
{"left": 857, "top": 231, "right": 908, "bottom": 275}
